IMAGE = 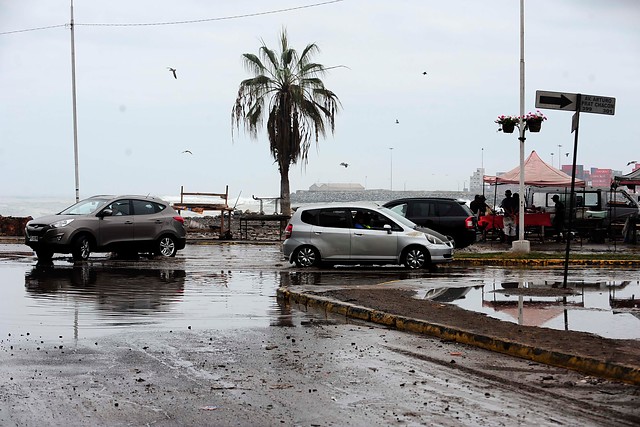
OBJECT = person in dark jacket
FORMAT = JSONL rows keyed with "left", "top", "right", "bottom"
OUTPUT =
{"left": 551, "top": 195, "right": 565, "bottom": 241}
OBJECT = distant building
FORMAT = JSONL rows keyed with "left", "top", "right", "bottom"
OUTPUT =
{"left": 561, "top": 164, "right": 586, "bottom": 181}
{"left": 469, "top": 168, "right": 485, "bottom": 193}
{"left": 308, "top": 183, "right": 365, "bottom": 192}
{"left": 590, "top": 168, "right": 622, "bottom": 188}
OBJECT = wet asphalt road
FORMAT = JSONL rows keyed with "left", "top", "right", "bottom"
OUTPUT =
{"left": 1, "top": 243, "right": 639, "bottom": 426}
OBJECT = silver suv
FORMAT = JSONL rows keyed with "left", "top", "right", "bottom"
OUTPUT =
{"left": 282, "top": 202, "right": 454, "bottom": 269}
{"left": 25, "top": 195, "right": 186, "bottom": 262}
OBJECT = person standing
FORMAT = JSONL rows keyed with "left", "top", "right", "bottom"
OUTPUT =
{"left": 471, "top": 195, "right": 490, "bottom": 241}
{"left": 551, "top": 195, "right": 565, "bottom": 242}
{"left": 470, "top": 195, "right": 486, "bottom": 217}
{"left": 501, "top": 190, "right": 516, "bottom": 243}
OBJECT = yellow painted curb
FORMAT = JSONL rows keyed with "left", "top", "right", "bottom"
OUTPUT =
{"left": 453, "top": 258, "right": 640, "bottom": 267}
{"left": 276, "top": 288, "right": 640, "bottom": 385}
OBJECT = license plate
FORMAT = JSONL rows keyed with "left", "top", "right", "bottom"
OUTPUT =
{"left": 29, "top": 236, "right": 39, "bottom": 242}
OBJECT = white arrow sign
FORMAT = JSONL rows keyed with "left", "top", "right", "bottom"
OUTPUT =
{"left": 535, "top": 90, "right": 615, "bottom": 115}
{"left": 535, "top": 90, "right": 578, "bottom": 111}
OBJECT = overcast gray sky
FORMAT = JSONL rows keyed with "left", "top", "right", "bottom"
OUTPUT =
{"left": 1, "top": 0, "right": 639, "bottom": 201}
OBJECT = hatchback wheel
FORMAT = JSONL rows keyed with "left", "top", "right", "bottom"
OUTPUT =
{"left": 156, "top": 235, "right": 177, "bottom": 257}
{"left": 293, "top": 246, "right": 319, "bottom": 267}
{"left": 72, "top": 236, "right": 91, "bottom": 261}
{"left": 403, "top": 246, "right": 427, "bottom": 269}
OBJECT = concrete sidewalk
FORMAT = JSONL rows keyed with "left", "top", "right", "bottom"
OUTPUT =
{"left": 277, "top": 284, "right": 640, "bottom": 386}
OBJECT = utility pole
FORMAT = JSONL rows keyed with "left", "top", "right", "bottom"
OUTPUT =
{"left": 70, "top": 0, "right": 80, "bottom": 202}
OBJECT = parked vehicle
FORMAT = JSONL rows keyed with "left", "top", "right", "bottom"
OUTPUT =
{"left": 526, "top": 187, "right": 640, "bottom": 241}
{"left": 529, "top": 187, "right": 640, "bottom": 225}
{"left": 25, "top": 195, "right": 186, "bottom": 262}
{"left": 383, "top": 198, "right": 477, "bottom": 248}
{"left": 282, "top": 202, "right": 454, "bottom": 269}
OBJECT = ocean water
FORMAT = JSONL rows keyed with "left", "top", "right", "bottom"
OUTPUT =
{"left": 0, "top": 195, "right": 265, "bottom": 219}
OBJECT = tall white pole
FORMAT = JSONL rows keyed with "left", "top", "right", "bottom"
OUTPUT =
{"left": 515, "top": 0, "right": 529, "bottom": 251}
{"left": 558, "top": 144, "right": 562, "bottom": 169}
{"left": 70, "top": 0, "right": 80, "bottom": 202}
{"left": 389, "top": 147, "right": 393, "bottom": 191}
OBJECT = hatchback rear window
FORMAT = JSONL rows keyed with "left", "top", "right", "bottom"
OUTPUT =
{"left": 318, "top": 209, "right": 349, "bottom": 228}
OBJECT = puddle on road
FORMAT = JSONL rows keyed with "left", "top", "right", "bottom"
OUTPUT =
{"left": 0, "top": 263, "right": 289, "bottom": 341}
{"left": 406, "top": 268, "right": 640, "bottom": 340}
{"left": 2, "top": 243, "right": 639, "bottom": 342}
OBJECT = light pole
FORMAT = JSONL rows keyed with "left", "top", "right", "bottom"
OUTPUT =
{"left": 551, "top": 152, "right": 555, "bottom": 168}
{"left": 558, "top": 144, "right": 562, "bottom": 169}
{"left": 515, "top": 0, "right": 529, "bottom": 252}
{"left": 389, "top": 147, "right": 394, "bottom": 192}
{"left": 481, "top": 147, "right": 485, "bottom": 196}
{"left": 70, "top": 0, "right": 80, "bottom": 202}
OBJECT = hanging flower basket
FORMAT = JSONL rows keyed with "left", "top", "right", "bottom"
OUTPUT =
{"left": 502, "top": 122, "right": 516, "bottom": 133}
{"left": 495, "top": 115, "right": 519, "bottom": 134}
{"left": 526, "top": 120, "right": 542, "bottom": 132}
{"left": 524, "top": 110, "right": 547, "bottom": 133}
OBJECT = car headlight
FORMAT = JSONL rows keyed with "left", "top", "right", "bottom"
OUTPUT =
{"left": 51, "top": 219, "right": 74, "bottom": 228}
{"left": 424, "top": 233, "right": 444, "bottom": 245}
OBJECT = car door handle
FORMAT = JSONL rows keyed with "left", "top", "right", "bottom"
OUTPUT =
{"left": 124, "top": 221, "right": 133, "bottom": 225}
{"left": 353, "top": 232, "right": 364, "bottom": 236}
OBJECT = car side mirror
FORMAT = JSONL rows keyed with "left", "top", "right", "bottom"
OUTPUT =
{"left": 98, "top": 208, "right": 113, "bottom": 218}
{"left": 384, "top": 224, "right": 392, "bottom": 234}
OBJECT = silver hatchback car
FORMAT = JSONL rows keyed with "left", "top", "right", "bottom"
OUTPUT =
{"left": 282, "top": 202, "right": 454, "bottom": 269}
{"left": 25, "top": 195, "right": 186, "bottom": 262}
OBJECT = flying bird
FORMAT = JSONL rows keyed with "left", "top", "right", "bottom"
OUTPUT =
{"left": 422, "top": 71, "right": 427, "bottom": 75}
{"left": 339, "top": 162, "right": 349, "bottom": 168}
{"left": 168, "top": 67, "right": 177, "bottom": 79}
{"left": 395, "top": 119, "right": 399, "bottom": 124}
{"left": 182, "top": 150, "right": 192, "bottom": 154}
{"left": 627, "top": 160, "right": 637, "bottom": 166}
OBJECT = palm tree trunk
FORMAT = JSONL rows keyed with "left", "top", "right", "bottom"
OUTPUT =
{"left": 280, "top": 166, "right": 291, "bottom": 217}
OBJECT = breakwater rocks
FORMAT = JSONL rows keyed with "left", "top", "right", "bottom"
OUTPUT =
{"left": 290, "top": 189, "right": 474, "bottom": 205}
{"left": 0, "top": 216, "right": 31, "bottom": 236}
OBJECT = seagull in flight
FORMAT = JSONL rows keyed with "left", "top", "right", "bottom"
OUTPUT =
{"left": 627, "top": 160, "right": 637, "bottom": 166}
{"left": 168, "top": 67, "right": 177, "bottom": 79}
{"left": 339, "top": 162, "right": 349, "bottom": 168}
{"left": 182, "top": 150, "right": 192, "bottom": 154}
{"left": 422, "top": 71, "right": 427, "bottom": 75}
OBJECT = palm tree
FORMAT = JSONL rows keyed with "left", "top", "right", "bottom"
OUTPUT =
{"left": 232, "top": 29, "right": 341, "bottom": 216}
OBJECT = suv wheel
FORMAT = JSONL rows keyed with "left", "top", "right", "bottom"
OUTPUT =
{"left": 72, "top": 235, "right": 91, "bottom": 261}
{"left": 156, "top": 235, "right": 177, "bottom": 257}
{"left": 35, "top": 249, "right": 53, "bottom": 262}
{"left": 293, "top": 246, "right": 319, "bottom": 267}
{"left": 403, "top": 246, "right": 428, "bottom": 269}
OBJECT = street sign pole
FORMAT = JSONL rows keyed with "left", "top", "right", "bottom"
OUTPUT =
{"left": 563, "top": 94, "right": 581, "bottom": 289}
{"left": 535, "top": 90, "right": 615, "bottom": 289}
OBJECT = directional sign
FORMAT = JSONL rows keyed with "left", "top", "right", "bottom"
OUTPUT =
{"left": 535, "top": 90, "right": 616, "bottom": 115}
{"left": 535, "top": 90, "right": 578, "bottom": 111}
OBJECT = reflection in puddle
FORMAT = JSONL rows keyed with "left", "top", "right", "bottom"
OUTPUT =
{"left": 0, "top": 264, "right": 287, "bottom": 341}
{"left": 416, "top": 278, "right": 640, "bottom": 340}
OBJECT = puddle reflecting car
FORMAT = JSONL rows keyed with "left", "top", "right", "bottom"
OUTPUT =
{"left": 282, "top": 202, "right": 454, "bottom": 269}
{"left": 383, "top": 197, "right": 477, "bottom": 249}
{"left": 25, "top": 195, "right": 186, "bottom": 262}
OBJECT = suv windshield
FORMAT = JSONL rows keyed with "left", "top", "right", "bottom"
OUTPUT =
{"left": 59, "top": 198, "right": 109, "bottom": 215}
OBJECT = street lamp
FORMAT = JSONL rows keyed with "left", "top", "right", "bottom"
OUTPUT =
{"left": 495, "top": 0, "right": 530, "bottom": 253}
{"left": 389, "top": 147, "right": 394, "bottom": 191}
{"left": 558, "top": 144, "right": 562, "bottom": 168}
{"left": 551, "top": 152, "right": 555, "bottom": 168}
